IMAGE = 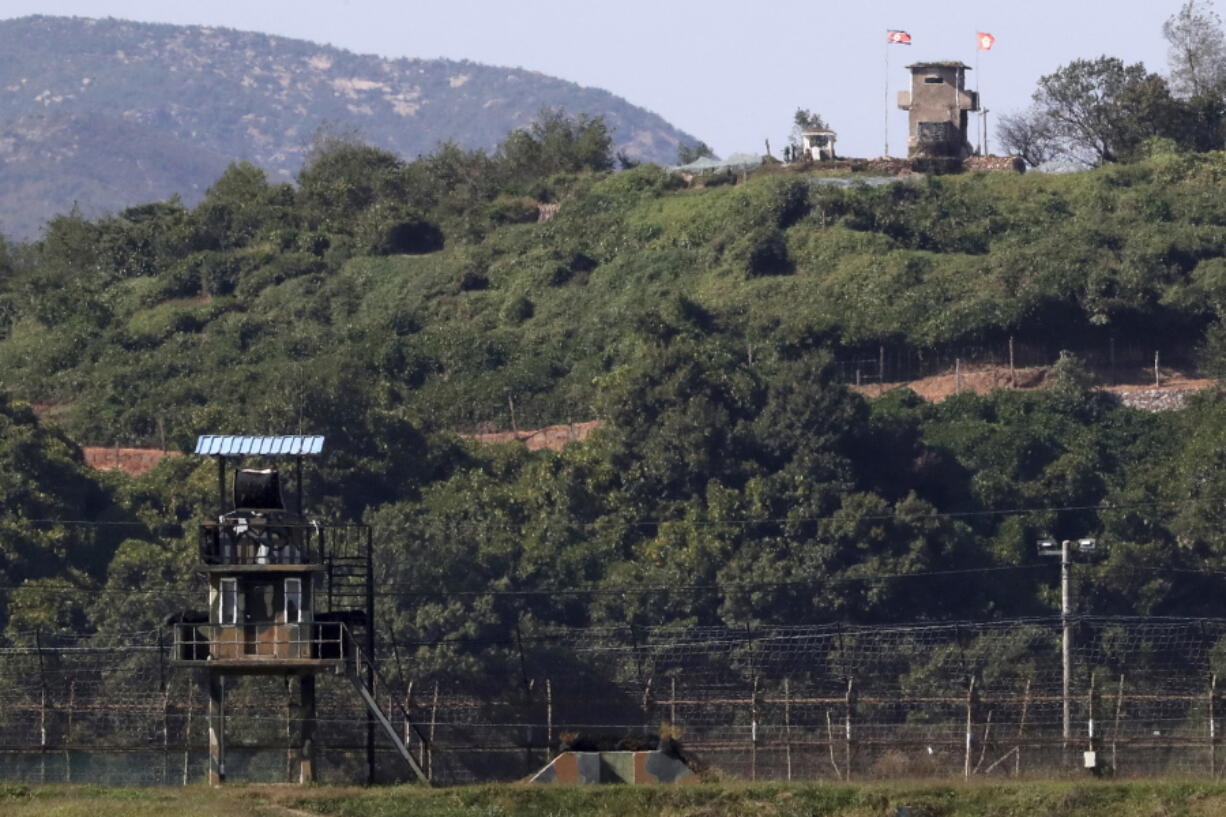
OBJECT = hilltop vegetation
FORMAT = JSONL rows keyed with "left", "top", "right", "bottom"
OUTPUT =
{"left": 4, "top": 136, "right": 1226, "bottom": 443}
{"left": 4, "top": 115, "right": 1226, "bottom": 682}
{"left": 0, "top": 15, "right": 699, "bottom": 239}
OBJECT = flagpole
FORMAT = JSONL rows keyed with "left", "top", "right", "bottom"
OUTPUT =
{"left": 884, "top": 35, "right": 890, "bottom": 157}
{"left": 975, "top": 44, "right": 982, "bottom": 154}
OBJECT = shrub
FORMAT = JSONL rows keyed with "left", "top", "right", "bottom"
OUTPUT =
{"left": 372, "top": 219, "right": 445, "bottom": 255}
{"left": 501, "top": 295, "right": 535, "bottom": 324}
{"left": 486, "top": 195, "right": 540, "bottom": 225}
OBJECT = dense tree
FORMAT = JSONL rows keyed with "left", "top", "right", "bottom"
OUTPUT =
{"left": 996, "top": 107, "right": 1057, "bottom": 167}
{"left": 1030, "top": 57, "right": 1180, "bottom": 164}
{"left": 497, "top": 107, "right": 613, "bottom": 182}
{"left": 193, "top": 162, "right": 293, "bottom": 252}
{"left": 296, "top": 140, "right": 407, "bottom": 232}
{"left": 0, "top": 394, "right": 124, "bottom": 630}
{"left": 1003, "top": 6, "right": 1226, "bottom": 167}
{"left": 676, "top": 141, "right": 715, "bottom": 165}
{"left": 1164, "top": 0, "right": 1226, "bottom": 98}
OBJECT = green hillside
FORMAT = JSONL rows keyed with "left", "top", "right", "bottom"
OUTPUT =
{"left": 2, "top": 128, "right": 1226, "bottom": 677}
{"left": 3, "top": 142, "right": 1224, "bottom": 443}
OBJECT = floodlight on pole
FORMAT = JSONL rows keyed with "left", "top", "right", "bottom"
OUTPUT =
{"left": 1036, "top": 535, "right": 1104, "bottom": 767}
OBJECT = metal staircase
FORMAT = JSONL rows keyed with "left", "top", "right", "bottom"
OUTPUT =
{"left": 322, "top": 526, "right": 432, "bottom": 785}
{"left": 346, "top": 637, "right": 431, "bottom": 784}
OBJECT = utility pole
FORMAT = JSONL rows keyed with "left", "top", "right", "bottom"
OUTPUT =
{"left": 1061, "top": 538, "right": 1071, "bottom": 752}
{"left": 1038, "top": 536, "right": 1098, "bottom": 766}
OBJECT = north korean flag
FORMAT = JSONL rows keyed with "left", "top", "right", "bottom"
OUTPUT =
{"left": 887, "top": 30, "right": 913, "bottom": 45}
{"left": 977, "top": 32, "right": 996, "bottom": 50}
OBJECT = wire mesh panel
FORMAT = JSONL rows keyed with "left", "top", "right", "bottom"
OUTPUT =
{"left": 2, "top": 617, "right": 1226, "bottom": 784}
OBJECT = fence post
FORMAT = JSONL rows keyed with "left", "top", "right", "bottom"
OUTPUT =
{"left": 750, "top": 675, "right": 759, "bottom": 781}
{"left": 403, "top": 679, "right": 414, "bottom": 757}
{"left": 428, "top": 681, "right": 439, "bottom": 783}
{"left": 1016, "top": 678, "right": 1031, "bottom": 777}
{"left": 1155, "top": 350, "right": 1161, "bottom": 387}
{"left": 670, "top": 676, "right": 677, "bottom": 727}
{"left": 546, "top": 678, "right": 554, "bottom": 761}
{"left": 1109, "top": 336, "right": 1116, "bottom": 386}
{"left": 284, "top": 676, "right": 294, "bottom": 782}
{"left": 879, "top": 345, "right": 886, "bottom": 384}
{"left": 964, "top": 675, "right": 976, "bottom": 779}
{"left": 415, "top": 681, "right": 427, "bottom": 773}
{"left": 158, "top": 625, "right": 167, "bottom": 780}
{"left": 162, "top": 677, "right": 172, "bottom": 784}
{"left": 974, "top": 709, "right": 993, "bottom": 774}
{"left": 1210, "top": 674, "right": 1217, "bottom": 778}
{"left": 183, "top": 680, "right": 194, "bottom": 785}
{"left": 1111, "top": 674, "right": 1124, "bottom": 778}
{"left": 1087, "top": 672, "right": 1097, "bottom": 770}
{"left": 825, "top": 709, "right": 841, "bottom": 780}
{"left": 36, "top": 629, "right": 46, "bottom": 784}
{"left": 955, "top": 358, "right": 962, "bottom": 394}
{"left": 67, "top": 679, "right": 76, "bottom": 783}
{"left": 784, "top": 677, "right": 793, "bottom": 782}
{"left": 844, "top": 678, "right": 855, "bottom": 781}
{"left": 1009, "top": 336, "right": 1016, "bottom": 388}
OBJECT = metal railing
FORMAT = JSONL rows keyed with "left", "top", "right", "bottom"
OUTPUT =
{"left": 171, "top": 620, "right": 350, "bottom": 663}
{"left": 199, "top": 518, "right": 324, "bottom": 565}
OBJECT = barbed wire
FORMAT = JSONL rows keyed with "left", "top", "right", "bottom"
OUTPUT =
{"left": 0, "top": 617, "right": 1225, "bottom": 784}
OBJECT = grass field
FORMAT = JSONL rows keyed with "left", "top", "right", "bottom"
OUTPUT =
{"left": 6, "top": 781, "right": 1226, "bottom": 817}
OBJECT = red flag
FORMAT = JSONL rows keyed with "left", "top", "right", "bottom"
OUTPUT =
{"left": 887, "top": 30, "right": 912, "bottom": 45}
{"left": 977, "top": 32, "right": 996, "bottom": 50}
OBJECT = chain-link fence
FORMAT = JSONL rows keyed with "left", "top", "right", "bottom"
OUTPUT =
{"left": 1, "top": 616, "right": 1224, "bottom": 785}
{"left": 832, "top": 339, "right": 1200, "bottom": 388}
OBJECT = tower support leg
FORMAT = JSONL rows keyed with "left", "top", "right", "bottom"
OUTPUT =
{"left": 208, "top": 672, "right": 225, "bottom": 786}
{"left": 299, "top": 674, "right": 316, "bottom": 783}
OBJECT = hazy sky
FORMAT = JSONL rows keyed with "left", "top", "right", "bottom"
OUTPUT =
{"left": 0, "top": 0, "right": 1195, "bottom": 159}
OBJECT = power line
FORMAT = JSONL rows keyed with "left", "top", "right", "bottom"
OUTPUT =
{"left": 0, "top": 561, "right": 1189, "bottom": 605}
{"left": 8, "top": 496, "right": 1212, "bottom": 534}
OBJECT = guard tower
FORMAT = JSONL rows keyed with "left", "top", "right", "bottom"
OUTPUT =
{"left": 897, "top": 62, "right": 979, "bottom": 158}
{"left": 801, "top": 128, "right": 837, "bottom": 162}
{"left": 171, "top": 435, "right": 428, "bottom": 786}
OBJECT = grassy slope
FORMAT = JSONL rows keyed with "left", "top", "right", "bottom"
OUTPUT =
{"left": 6, "top": 781, "right": 1226, "bottom": 817}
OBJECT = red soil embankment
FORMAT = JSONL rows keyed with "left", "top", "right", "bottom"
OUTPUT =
{"left": 81, "top": 446, "right": 181, "bottom": 476}
{"left": 460, "top": 420, "right": 602, "bottom": 452}
{"left": 852, "top": 364, "right": 1215, "bottom": 407}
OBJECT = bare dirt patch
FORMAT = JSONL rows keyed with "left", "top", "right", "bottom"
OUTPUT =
{"left": 852, "top": 364, "right": 1215, "bottom": 404}
{"left": 81, "top": 446, "right": 181, "bottom": 476}
{"left": 460, "top": 420, "right": 601, "bottom": 452}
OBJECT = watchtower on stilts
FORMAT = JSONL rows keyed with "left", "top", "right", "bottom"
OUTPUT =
{"left": 170, "top": 435, "right": 427, "bottom": 786}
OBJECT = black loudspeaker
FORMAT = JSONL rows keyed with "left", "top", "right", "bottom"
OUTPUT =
{"left": 234, "top": 468, "right": 286, "bottom": 512}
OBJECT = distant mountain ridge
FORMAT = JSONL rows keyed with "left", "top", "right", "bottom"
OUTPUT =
{"left": 0, "top": 15, "right": 699, "bottom": 239}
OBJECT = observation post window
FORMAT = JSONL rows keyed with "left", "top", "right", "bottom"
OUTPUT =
{"left": 285, "top": 578, "right": 303, "bottom": 623}
{"left": 219, "top": 578, "right": 239, "bottom": 625}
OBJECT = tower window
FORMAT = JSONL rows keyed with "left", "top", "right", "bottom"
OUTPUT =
{"left": 285, "top": 578, "right": 303, "bottom": 623}
{"left": 219, "top": 578, "right": 238, "bottom": 625}
{"left": 924, "top": 76, "right": 945, "bottom": 84}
